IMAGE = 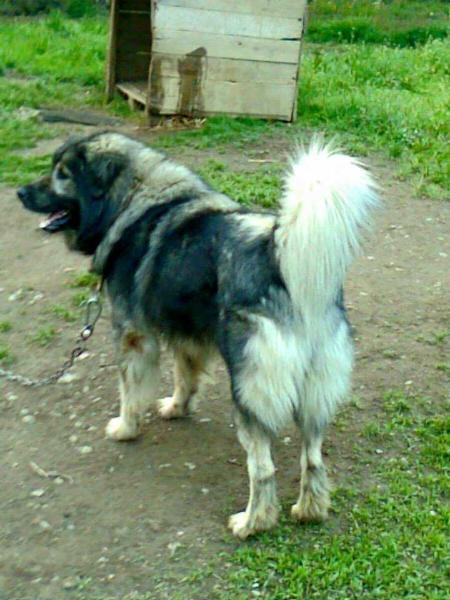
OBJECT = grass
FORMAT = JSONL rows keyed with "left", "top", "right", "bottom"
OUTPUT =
{"left": 49, "top": 303, "right": 77, "bottom": 322}
{"left": 0, "top": 13, "right": 134, "bottom": 185}
{"left": 308, "top": 0, "right": 448, "bottom": 47}
{"left": 31, "top": 325, "right": 58, "bottom": 346}
{"left": 67, "top": 270, "right": 100, "bottom": 289}
{"left": 198, "top": 160, "right": 282, "bottom": 209}
{"left": 0, "top": 320, "right": 12, "bottom": 332}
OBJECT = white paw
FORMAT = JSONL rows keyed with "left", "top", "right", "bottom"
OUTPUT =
{"left": 291, "top": 500, "right": 328, "bottom": 523}
{"left": 105, "top": 417, "right": 139, "bottom": 441}
{"left": 157, "top": 396, "right": 186, "bottom": 420}
{"left": 228, "top": 511, "right": 254, "bottom": 539}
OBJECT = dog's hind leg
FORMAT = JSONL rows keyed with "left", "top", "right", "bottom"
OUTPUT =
{"left": 106, "top": 331, "right": 160, "bottom": 441}
{"left": 158, "top": 342, "right": 208, "bottom": 419}
{"left": 228, "top": 410, "right": 280, "bottom": 539}
{"left": 291, "top": 428, "right": 330, "bottom": 522}
{"left": 292, "top": 325, "right": 353, "bottom": 522}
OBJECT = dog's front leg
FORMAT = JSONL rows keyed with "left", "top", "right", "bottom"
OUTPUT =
{"left": 106, "top": 330, "right": 160, "bottom": 441}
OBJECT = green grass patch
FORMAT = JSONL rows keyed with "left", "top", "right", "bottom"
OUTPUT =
{"left": 49, "top": 303, "right": 77, "bottom": 322}
{"left": 308, "top": 0, "right": 449, "bottom": 47}
{"left": 0, "top": 14, "right": 134, "bottom": 186}
{"left": 67, "top": 270, "right": 100, "bottom": 289}
{"left": 31, "top": 325, "right": 57, "bottom": 346}
{"left": 71, "top": 290, "right": 90, "bottom": 307}
{"left": 0, "top": 343, "right": 11, "bottom": 360}
{"left": 0, "top": 320, "right": 12, "bottom": 332}
{"left": 298, "top": 40, "right": 450, "bottom": 198}
{"left": 198, "top": 160, "right": 282, "bottom": 208}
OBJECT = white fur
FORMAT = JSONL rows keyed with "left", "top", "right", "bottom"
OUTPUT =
{"left": 275, "top": 140, "right": 379, "bottom": 315}
{"left": 236, "top": 310, "right": 353, "bottom": 433}
{"left": 106, "top": 336, "right": 160, "bottom": 441}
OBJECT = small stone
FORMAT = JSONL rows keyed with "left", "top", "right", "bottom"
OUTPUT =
{"left": 8, "top": 289, "right": 24, "bottom": 302}
{"left": 375, "top": 448, "right": 384, "bottom": 455}
{"left": 54, "top": 477, "right": 64, "bottom": 485}
{"left": 31, "top": 489, "right": 46, "bottom": 497}
{"left": 201, "top": 487, "right": 210, "bottom": 495}
{"left": 78, "top": 445, "right": 93, "bottom": 455}
{"left": 282, "top": 436, "right": 292, "bottom": 445}
{"left": 198, "top": 417, "right": 211, "bottom": 423}
{"left": 158, "top": 463, "right": 171, "bottom": 469}
{"left": 82, "top": 385, "right": 90, "bottom": 394}
{"left": 69, "top": 435, "right": 78, "bottom": 443}
{"left": 167, "top": 541, "right": 182, "bottom": 557}
{"left": 184, "top": 462, "right": 196, "bottom": 470}
{"left": 22, "top": 415, "right": 35, "bottom": 424}
{"left": 20, "top": 408, "right": 29, "bottom": 416}
{"left": 404, "top": 380, "right": 413, "bottom": 386}
{"left": 7, "top": 393, "right": 18, "bottom": 401}
{"left": 39, "top": 520, "right": 51, "bottom": 531}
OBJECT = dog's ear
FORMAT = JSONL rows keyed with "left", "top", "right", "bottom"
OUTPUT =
{"left": 88, "top": 153, "right": 127, "bottom": 197}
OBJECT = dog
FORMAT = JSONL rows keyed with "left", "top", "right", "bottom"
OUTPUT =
{"left": 18, "top": 132, "right": 378, "bottom": 538}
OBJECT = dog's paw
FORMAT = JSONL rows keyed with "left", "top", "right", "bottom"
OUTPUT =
{"left": 228, "top": 508, "right": 278, "bottom": 539}
{"left": 157, "top": 396, "right": 187, "bottom": 419}
{"left": 105, "top": 417, "right": 139, "bottom": 441}
{"left": 291, "top": 498, "right": 329, "bottom": 523}
{"left": 228, "top": 512, "right": 255, "bottom": 539}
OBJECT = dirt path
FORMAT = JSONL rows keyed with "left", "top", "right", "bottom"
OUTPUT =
{"left": 0, "top": 131, "right": 448, "bottom": 600}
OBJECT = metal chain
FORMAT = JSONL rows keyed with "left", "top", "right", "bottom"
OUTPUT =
{"left": 0, "top": 293, "right": 103, "bottom": 388}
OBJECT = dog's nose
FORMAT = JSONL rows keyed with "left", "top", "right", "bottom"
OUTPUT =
{"left": 17, "top": 187, "right": 28, "bottom": 202}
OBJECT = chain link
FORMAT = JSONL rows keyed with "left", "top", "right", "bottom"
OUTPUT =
{"left": 0, "top": 292, "right": 103, "bottom": 388}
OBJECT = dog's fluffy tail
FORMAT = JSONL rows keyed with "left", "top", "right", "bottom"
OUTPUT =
{"left": 275, "top": 140, "right": 379, "bottom": 314}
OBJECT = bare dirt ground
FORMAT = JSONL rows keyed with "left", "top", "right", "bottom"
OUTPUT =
{"left": 0, "top": 126, "right": 448, "bottom": 600}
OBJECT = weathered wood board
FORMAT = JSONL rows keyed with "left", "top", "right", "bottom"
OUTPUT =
{"left": 149, "top": 0, "right": 306, "bottom": 120}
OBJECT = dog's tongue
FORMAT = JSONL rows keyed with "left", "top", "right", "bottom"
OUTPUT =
{"left": 40, "top": 210, "right": 70, "bottom": 232}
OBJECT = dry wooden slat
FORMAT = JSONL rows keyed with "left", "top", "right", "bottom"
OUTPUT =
{"left": 149, "top": 78, "right": 296, "bottom": 120}
{"left": 158, "top": 0, "right": 306, "bottom": 19}
{"left": 116, "top": 81, "right": 147, "bottom": 109}
{"left": 151, "top": 53, "right": 297, "bottom": 84}
{"left": 155, "top": 4, "right": 302, "bottom": 39}
{"left": 153, "top": 30, "right": 301, "bottom": 63}
{"left": 106, "top": 0, "right": 119, "bottom": 98}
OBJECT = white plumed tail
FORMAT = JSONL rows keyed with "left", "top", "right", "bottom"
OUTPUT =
{"left": 275, "top": 141, "right": 379, "bottom": 314}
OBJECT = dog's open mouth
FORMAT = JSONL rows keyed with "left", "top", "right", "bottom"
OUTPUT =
{"left": 40, "top": 210, "right": 72, "bottom": 232}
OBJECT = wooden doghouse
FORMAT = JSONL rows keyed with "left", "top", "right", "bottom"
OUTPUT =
{"left": 107, "top": 1, "right": 307, "bottom": 121}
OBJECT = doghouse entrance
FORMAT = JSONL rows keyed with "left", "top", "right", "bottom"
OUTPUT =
{"left": 107, "top": 1, "right": 307, "bottom": 122}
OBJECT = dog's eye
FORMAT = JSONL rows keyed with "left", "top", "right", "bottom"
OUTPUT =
{"left": 58, "top": 166, "right": 71, "bottom": 180}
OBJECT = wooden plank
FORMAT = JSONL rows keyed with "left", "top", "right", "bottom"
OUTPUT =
{"left": 106, "top": 0, "right": 119, "bottom": 98}
{"left": 151, "top": 53, "right": 297, "bottom": 83}
{"left": 149, "top": 78, "right": 296, "bottom": 121}
{"left": 152, "top": 30, "right": 301, "bottom": 63}
{"left": 116, "top": 81, "right": 147, "bottom": 109}
{"left": 155, "top": 5, "right": 302, "bottom": 39}
{"left": 158, "top": 0, "right": 306, "bottom": 19}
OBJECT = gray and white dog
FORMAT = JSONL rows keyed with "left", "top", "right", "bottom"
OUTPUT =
{"left": 18, "top": 132, "right": 378, "bottom": 538}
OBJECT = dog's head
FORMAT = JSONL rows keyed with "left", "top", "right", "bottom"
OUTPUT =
{"left": 17, "top": 134, "right": 129, "bottom": 254}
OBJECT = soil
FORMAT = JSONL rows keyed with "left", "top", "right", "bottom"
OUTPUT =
{"left": 0, "top": 124, "right": 448, "bottom": 600}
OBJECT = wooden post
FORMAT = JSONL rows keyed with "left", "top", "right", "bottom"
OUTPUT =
{"left": 105, "top": 0, "right": 119, "bottom": 100}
